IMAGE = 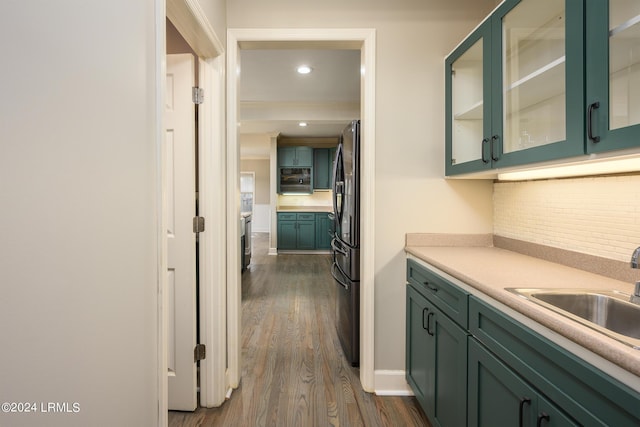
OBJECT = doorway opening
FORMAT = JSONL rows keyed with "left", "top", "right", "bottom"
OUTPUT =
{"left": 227, "top": 29, "right": 376, "bottom": 394}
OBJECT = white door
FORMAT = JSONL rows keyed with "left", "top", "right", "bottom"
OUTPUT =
{"left": 165, "top": 53, "right": 197, "bottom": 411}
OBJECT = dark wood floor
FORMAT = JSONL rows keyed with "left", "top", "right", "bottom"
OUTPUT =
{"left": 169, "top": 232, "right": 430, "bottom": 426}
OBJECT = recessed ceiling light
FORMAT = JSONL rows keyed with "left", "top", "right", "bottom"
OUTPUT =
{"left": 297, "top": 65, "right": 312, "bottom": 74}
{"left": 298, "top": 122, "right": 308, "bottom": 127}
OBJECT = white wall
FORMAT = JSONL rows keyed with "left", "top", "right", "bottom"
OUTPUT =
{"left": 0, "top": 2, "right": 159, "bottom": 426}
{"left": 227, "top": 0, "right": 496, "bottom": 373}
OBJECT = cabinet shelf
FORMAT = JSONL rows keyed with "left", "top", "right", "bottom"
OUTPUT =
{"left": 454, "top": 100, "right": 483, "bottom": 120}
{"left": 610, "top": 15, "right": 640, "bottom": 75}
{"left": 505, "top": 56, "right": 565, "bottom": 111}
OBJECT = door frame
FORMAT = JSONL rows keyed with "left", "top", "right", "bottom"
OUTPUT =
{"left": 226, "top": 28, "right": 376, "bottom": 392}
{"left": 158, "top": 0, "right": 227, "bottom": 423}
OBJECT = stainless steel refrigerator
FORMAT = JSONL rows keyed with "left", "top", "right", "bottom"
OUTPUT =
{"left": 331, "top": 119, "right": 360, "bottom": 366}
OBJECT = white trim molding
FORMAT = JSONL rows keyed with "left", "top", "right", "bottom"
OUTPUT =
{"left": 226, "top": 27, "right": 376, "bottom": 393}
{"left": 374, "top": 370, "right": 414, "bottom": 396}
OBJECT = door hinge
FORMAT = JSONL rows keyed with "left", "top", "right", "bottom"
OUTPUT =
{"left": 193, "top": 216, "right": 205, "bottom": 233}
{"left": 194, "top": 344, "right": 206, "bottom": 362}
{"left": 192, "top": 87, "right": 204, "bottom": 104}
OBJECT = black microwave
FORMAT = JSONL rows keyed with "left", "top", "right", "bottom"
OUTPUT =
{"left": 278, "top": 167, "right": 312, "bottom": 194}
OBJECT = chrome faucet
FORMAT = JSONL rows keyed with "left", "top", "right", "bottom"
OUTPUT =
{"left": 631, "top": 247, "right": 640, "bottom": 303}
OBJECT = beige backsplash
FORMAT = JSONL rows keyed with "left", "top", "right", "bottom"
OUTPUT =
{"left": 494, "top": 174, "right": 640, "bottom": 264}
{"left": 277, "top": 190, "right": 332, "bottom": 208}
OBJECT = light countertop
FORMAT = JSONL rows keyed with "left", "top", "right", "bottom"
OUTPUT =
{"left": 405, "top": 237, "right": 640, "bottom": 384}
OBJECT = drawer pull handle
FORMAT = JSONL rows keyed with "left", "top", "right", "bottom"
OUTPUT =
{"left": 426, "top": 312, "right": 435, "bottom": 336}
{"left": 519, "top": 397, "right": 531, "bottom": 427}
{"left": 424, "top": 281, "right": 438, "bottom": 292}
{"left": 537, "top": 412, "right": 550, "bottom": 427}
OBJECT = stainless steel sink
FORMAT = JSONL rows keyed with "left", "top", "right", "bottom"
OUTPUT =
{"left": 506, "top": 288, "right": 640, "bottom": 349}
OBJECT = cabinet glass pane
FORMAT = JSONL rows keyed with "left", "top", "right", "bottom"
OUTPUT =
{"left": 451, "top": 39, "right": 483, "bottom": 165}
{"left": 502, "top": 0, "right": 566, "bottom": 154}
{"left": 610, "top": 0, "right": 640, "bottom": 130}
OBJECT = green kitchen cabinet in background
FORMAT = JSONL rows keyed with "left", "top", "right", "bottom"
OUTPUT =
{"left": 296, "top": 214, "right": 316, "bottom": 250}
{"left": 315, "top": 212, "right": 333, "bottom": 249}
{"left": 313, "top": 147, "right": 336, "bottom": 190}
{"left": 278, "top": 146, "right": 314, "bottom": 167}
{"left": 445, "top": 0, "right": 585, "bottom": 176}
{"left": 277, "top": 212, "right": 317, "bottom": 250}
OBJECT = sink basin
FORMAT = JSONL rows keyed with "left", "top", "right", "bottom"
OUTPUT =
{"left": 506, "top": 288, "right": 640, "bottom": 349}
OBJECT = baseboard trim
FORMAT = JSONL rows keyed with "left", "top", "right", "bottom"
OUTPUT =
{"left": 374, "top": 370, "right": 413, "bottom": 396}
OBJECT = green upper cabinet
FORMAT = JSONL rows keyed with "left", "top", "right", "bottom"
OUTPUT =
{"left": 278, "top": 146, "right": 314, "bottom": 167}
{"left": 446, "top": 0, "right": 585, "bottom": 176}
{"left": 586, "top": 0, "right": 640, "bottom": 153}
{"left": 313, "top": 148, "right": 336, "bottom": 190}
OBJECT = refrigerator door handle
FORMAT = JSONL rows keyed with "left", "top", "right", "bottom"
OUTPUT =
{"left": 332, "top": 143, "right": 344, "bottom": 223}
{"left": 331, "top": 263, "right": 349, "bottom": 290}
{"left": 331, "top": 237, "right": 348, "bottom": 256}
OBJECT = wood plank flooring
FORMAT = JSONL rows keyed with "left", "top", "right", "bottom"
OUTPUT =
{"left": 168, "top": 232, "right": 431, "bottom": 427}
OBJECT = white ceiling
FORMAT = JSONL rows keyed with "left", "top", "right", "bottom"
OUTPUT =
{"left": 239, "top": 48, "right": 361, "bottom": 158}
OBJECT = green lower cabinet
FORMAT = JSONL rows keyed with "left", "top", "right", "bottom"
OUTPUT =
{"left": 407, "top": 259, "right": 640, "bottom": 427}
{"left": 406, "top": 284, "right": 468, "bottom": 427}
{"left": 296, "top": 220, "right": 315, "bottom": 249}
{"left": 277, "top": 212, "right": 318, "bottom": 250}
{"left": 468, "top": 337, "right": 578, "bottom": 427}
{"left": 315, "top": 213, "right": 332, "bottom": 250}
{"left": 277, "top": 220, "right": 297, "bottom": 250}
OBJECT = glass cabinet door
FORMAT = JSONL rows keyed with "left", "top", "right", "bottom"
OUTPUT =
{"left": 445, "top": 22, "right": 492, "bottom": 175}
{"left": 502, "top": 0, "right": 566, "bottom": 153}
{"left": 496, "top": 0, "right": 584, "bottom": 167}
{"left": 587, "top": 0, "right": 640, "bottom": 152}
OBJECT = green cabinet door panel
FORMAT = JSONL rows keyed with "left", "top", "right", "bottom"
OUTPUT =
{"left": 296, "top": 220, "right": 316, "bottom": 250}
{"left": 313, "top": 148, "right": 330, "bottom": 189}
{"left": 277, "top": 220, "right": 297, "bottom": 250}
{"left": 431, "top": 301, "right": 469, "bottom": 427}
{"left": 278, "top": 147, "right": 297, "bottom": 167}
{"left": 406, "top": 282, "right": 469, "bottom": 427}
{"left": 406, "top": 285, "right": 434, "bottom": 414}
{"left": 315, "top": 213, "right": 332, "bottom": 249}
{"left": 468, "top": 338, "right": 578, "bottom": 427}
{"left": 278, "top": 146, "right": 314, "bottom": 167}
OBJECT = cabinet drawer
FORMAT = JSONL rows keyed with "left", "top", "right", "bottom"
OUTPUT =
{"left": 407, "top": 259, "right": 468, "bottom": 328}
{"left": 469, "top": 296, "right": 640, "bottom": 426}
{"left": 296, "top": 213, "right": 315, "bottom": 221}
{"left": 277, "top": 212, "right": 297, "bottom": 221}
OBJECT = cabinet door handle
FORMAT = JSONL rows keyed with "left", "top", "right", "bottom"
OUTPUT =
{"left": 491, "top": 135, "right": 500, "bottom": 161}
{"left": 426, "top": 312, "right": 435, "bottom": 336}
{"left": 481, "top": 138, "right": 489, "bottom": 163}
{"left": 422, "top": 307, "right": 429, "bottom": 330}
{"left": 519, "top": 397, "right": 531, "bottom": 427}
{"left": 537, "top": 412, "right": 550, "bottom": 427}
{"left": 588, "top": 101, "right": 601, "bottom": 143}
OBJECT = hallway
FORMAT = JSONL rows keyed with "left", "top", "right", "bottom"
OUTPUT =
{"left": 169, "top": 232, "right": 430, "bottom": 426}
